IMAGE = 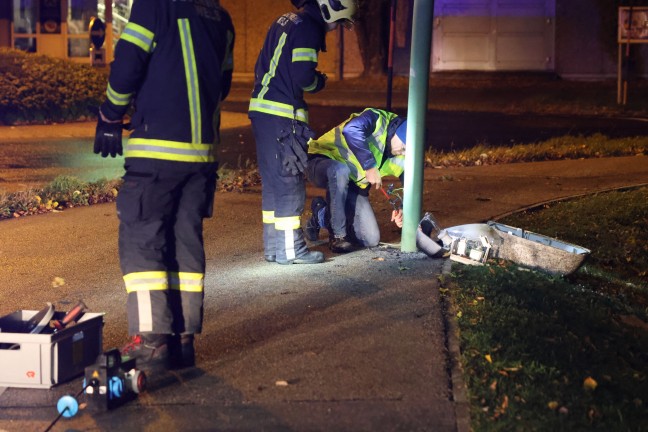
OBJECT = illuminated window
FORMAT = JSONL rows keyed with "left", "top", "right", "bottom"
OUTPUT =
{"left": 12, "top": 0, "right": 36, "bottom": 52}
{"left": 68, "top": 0, "right": 96, "bottom": 57}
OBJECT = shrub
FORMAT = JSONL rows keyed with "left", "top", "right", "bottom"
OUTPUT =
{"left": 0, "top": 48, "right": 107, "bottom": 125}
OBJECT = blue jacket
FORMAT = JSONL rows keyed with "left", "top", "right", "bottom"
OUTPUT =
{"left": 308, "top": 108, "right": 406, "bottom": 188}
{"left": 248, "top": 3, "right": 327, "bottom": 124}
{"left": 101, "top": 0, "right": 235, "bottom": 163}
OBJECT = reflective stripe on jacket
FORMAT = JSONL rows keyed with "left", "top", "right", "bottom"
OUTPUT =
{"left": 308, "top": 108, "right": 405, "bottom": 188}
{"left": 248, "top": 3, "right": 326, "bottom": 122}
{"left": 101, "top": 0, "right": 235, "bottom": 163}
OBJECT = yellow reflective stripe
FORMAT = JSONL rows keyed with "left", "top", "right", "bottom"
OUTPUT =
{"left": 124, "top": 271, "right": 168, "bottom": 293}
{"left": 275, "top": 216, "right": 301, "bottom": 230}
{"left": 106, "top": 83, "right": 132, "bottom": 106}
{"left": 292, "top": 48, "right": 317, "bottom": 62}
{"left": 178, "top": 19, "right": 201, "bottom": 144}
{"left": 302, "top": 76, "right": 318, "bottom": 92}
{"left": 262, "top": 210, "right": 275, "bottom": 224}
{"left": 222, "top": 30, "right": 234, "bottom": 72}
{"left": 126, "top": 138, "right": 215, "bottom": 163}
{"left": 169, "top": 272, "right": 204, "bottom": 293}
{"left": 259, "top": 32, "right": 287, "bottom": 99}
{"left": 120, "top": 22, "right": 154, "bottom": 53}
{"left": 249, "top": 98, "right": 308, "bottom": 123}
{"left": 381, "top": 156, "right": 405, "bottom": 177}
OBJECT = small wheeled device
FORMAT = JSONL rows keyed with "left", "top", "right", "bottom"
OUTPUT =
{"left": 49, "top": 350, "right": 146, "bottom": 430}
{"left": 83, "top": 348, "right": 146, "bottom": 412}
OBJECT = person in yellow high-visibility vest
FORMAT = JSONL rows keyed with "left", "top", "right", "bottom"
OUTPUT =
{"left": 305, "top": 108, "right": 407, "bottom": 253}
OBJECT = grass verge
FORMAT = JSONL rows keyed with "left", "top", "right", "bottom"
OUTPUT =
{"left": 425, "top": 134, "right": 647, "bottom": 167}
{"left": 447, "top": 187, "right": 648, "bottom": 431}
{"left": 0, "top": 164, "right": 262, "bottom": 220}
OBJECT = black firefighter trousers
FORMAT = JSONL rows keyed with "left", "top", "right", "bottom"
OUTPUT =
{"left": 116, "top": 158, "right": 217, "bottom": 336}
{"left": 251, "top": 114, "right": 309, "bottom": 263}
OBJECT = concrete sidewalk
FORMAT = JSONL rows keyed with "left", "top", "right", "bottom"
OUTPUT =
{"left": 0, "top": 153, "right": 646, "bottom": 431}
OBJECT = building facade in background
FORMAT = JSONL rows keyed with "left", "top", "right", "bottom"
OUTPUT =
{"left": 0, "top": 0, "right": 645, "bottom": 79}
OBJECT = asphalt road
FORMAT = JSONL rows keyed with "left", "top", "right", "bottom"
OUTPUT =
{"left": 1, "top": 105, "right": 646, "bottom": 194}
{"left": 222, "top": 101, "right": 648, "bottom": 155}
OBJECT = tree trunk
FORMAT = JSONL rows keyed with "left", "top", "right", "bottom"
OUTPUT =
{"left": 355, "top": 0, "right": 391, "bottom": 76}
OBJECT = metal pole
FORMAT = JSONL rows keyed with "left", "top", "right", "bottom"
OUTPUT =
{"left": 401, "top": 0, "right": 433, "bottom": 252}
{"left": 338, "top": 24, "right": 345, "bottom": 80}
{"left": 386, "top": 0, "right": 397, "bottom": 110}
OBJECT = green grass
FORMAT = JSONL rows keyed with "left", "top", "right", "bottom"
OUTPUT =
{"left": 448, "top": 187, "right": 648, "bottom": 431}
{"left": 0, "top": 163, "right": 262, "bottom": 219}
{"left": 425, "top": 134, "right": 647, "bottom": 168}
{"left": 0, "top": 176, "right": 120, "bottom": 219}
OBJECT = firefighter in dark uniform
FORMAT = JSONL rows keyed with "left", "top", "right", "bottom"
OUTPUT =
{"left": 248, "top": 0, "right": 357, "bottom": 265}
{"left": 93, "top": 0, "right": 235, "bottom": 372}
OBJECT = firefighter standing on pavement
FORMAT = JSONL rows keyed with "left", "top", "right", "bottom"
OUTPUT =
{"left": 93, "top": 0, "right": 235, "bottom": 373}
{"left": 248, "top": 0, "right": 357, "bottom": 265}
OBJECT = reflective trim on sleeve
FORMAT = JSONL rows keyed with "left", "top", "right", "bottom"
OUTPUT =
{"left": 274, "top": 215, "right": 301, "bottom": 230}
{"left": 262, "top": 210, "right": 275, "bottom": 224}
{"left": 169, "top": 272, "right": 204, "bottom": 293}
{"left": 248, "top": 98, "right": 308, "bottom": 123}
{"left": 124, "top": 271, "right": 168, "bottom": 293}
{"left": 120, "top": 22, "right": 154, "bottom": 53}
{"left": 178, "top": 19, "right": 201, "bottom": 144}
{"left": 126, "top": 138, "right": 215, "bottom": 163}
{"left": 258, "top": 32, "right": 287, "bottom": 100}
{"left": 302, "top": 76, "right": 318, "bottom": 92}
{"left": 292, "top": 48, "right": 317, "bottom": 62}
{"left": 106, "top": 83, "right": 133, "bottom": 106}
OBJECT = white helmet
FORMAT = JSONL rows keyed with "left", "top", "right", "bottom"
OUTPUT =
{"left": 316, "top": 0, "right": 357, "bottom": 24}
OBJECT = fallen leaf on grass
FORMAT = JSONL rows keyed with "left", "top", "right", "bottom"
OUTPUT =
{"left": 485, "top": 354, "right": 492, "bottom": 363}
{"left": 547, "top": 401, "right": 559, "bottom": 410}
{"left": 583, "top": 376, "right": 598, "bottom": 391}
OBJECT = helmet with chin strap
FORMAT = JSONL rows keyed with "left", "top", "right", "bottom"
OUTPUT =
{"left": 316, "top": 0, "right": 357, "bottom": 24}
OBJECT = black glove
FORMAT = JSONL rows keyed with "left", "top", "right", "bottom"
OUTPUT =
{"left": 277, "top": 134, "right": 308, "bottom": 176}
{"left": 94, "top": 111, "right": 123, "bottom": 158}
{"left": 292, "top": 121, "right": 316, "bottom": 144}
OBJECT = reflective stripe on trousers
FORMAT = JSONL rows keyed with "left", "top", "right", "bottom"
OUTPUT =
{"left": 251, "top": 114, "right": 308, "bottom": 262}
{"left": 117, "top": 158, "right": 216, "bottom": 334}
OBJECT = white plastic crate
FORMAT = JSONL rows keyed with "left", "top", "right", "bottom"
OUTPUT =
{"left": 0, "top": 309, "right": 103, "bottom": 388}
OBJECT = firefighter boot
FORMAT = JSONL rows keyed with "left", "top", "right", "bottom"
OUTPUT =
{"left": 276, "top": 250, "right": 325, "bottom": 265}
{"left": 120, "top": 333, "right": 169, "bottom": 374}
{"left": 305, "top": 197, "right": 327, "bottom": 241}
{"left": 168, "top": 334, "right": 195, "bottom": 369}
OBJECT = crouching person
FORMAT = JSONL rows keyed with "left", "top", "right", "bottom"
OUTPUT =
{"left": 304, "top": 108, "right": 408, "bottom": 253}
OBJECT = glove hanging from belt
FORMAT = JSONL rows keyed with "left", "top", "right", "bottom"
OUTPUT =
{"left": 277, "top": 120, "right": 316, "bottom": 176}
